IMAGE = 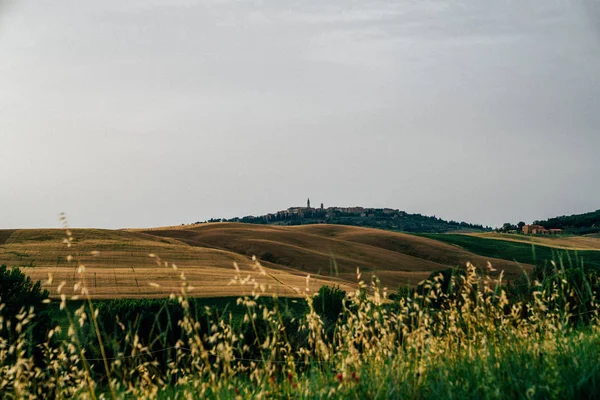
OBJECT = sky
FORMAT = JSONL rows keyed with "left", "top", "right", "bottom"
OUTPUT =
{"left": 1, "top": 0, "right": 599, "bottom": 229}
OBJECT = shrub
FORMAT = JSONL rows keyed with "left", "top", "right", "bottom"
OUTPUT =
{"left": 0, "top": 264, "right": 51, "bottom": 359}
{"left": 415, "top": 267, "right": 468, "bottom": 309}
{"left": 388, "top": 284, "right": 413, "bottom": 301}
{"left": 313, "top": 285, "right": 346, "bottom": 324}
{"left": 0, "top": 264, "right": 49, "bottom": 318}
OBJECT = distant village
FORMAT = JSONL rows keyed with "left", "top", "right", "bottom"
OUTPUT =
{"left": 264, "top": 198, "right": 403, "bottom": 221}
{"left": 193, "top": 199, "right": 568, "bottom": 235}
{"left": 203, "top": 198, "right": 408, "bottom": 224}
{"left": 194, "top": 198, "right": 490, "bottom": 233}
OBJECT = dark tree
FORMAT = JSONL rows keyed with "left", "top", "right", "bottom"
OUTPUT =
{"left": 313, "top": 285, "right": 346, "bottom": 325}
{"left": 0, "top": 265, "right": 51, "bottom": 359}
{"left": 0, "top": 264, "right": 49, "bottom": 315}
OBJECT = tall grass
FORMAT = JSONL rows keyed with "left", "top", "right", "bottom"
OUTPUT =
{"left": 1, "top": 223, "right": 599, "bottom": 399}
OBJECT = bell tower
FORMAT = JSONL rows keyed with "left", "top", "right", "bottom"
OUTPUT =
{"left": 307, "top": 198, "right": 311, "bottom": 209}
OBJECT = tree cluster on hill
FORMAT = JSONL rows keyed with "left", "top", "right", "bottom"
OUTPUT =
{"left": 533, "top": 209, "right": 600, "bottom": 234}
{"left": 196, "top": 207, "right": 490, "bottom": 234}
{"left": 497, "top": 221, "right": 526, "bottom": 233}
{"left": 497, "top": 209, "right": 600, "bottom": 234}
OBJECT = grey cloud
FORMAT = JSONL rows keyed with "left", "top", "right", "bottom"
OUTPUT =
{"left": 0, "top": 0, "right": 598, "bottom": 229}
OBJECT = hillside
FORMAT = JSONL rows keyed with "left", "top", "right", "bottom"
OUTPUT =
{"left": 422, "top": 233, "right": 600, "bottom": 272}
{"left": 466, "top": 232, "right": 600, "bottom": 251}
{"left": 0, "top": 224, "right": 528, "bottom": 299}
{"left": 0, "top": 228, "right": 349, "bottom": 299}
{"left": 198, "top": 205, "right": 490, "bottom": 233}
{"left": 533, "top": 209, "right": 600, "bottom": 234}
{"left": 139, "top": 223, "right": 528, "bottom": 284}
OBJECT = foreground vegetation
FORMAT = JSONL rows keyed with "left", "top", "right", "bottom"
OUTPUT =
{"left": 1, "top": 271, "right": 600, "bottom": 398}
{"left": 1, "top": 229, "right": 600, "bottom": 398}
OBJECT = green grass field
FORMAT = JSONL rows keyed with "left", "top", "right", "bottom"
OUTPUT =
{"left": 419, "top": 233, "right": 600, "bottom": 271}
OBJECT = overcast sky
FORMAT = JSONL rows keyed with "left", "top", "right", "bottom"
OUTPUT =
{"left": 1, "top": 0, "right": 599, "bottom": 229}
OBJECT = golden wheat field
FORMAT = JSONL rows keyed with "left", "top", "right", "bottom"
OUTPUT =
{"left": 0, "top": 223, "right": 530, "bottom": 299}
{"left": 467, "top": 232, "right": 600, "bottom": 251}
{"left": 0, "top": 228, "right": 349, "bottom": 299}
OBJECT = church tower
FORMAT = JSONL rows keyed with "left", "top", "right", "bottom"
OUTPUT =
{"left": 307, "top": 198, "right": 311, "bottom": 209}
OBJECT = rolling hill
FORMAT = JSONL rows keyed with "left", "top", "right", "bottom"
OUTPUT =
{"left": 0, "top": 223, "right": 529, "bottom": 299}
{"left": 422, "top": 233, "right": 600, "bottom": 272}
{"left": 137, "top": 223, "right": 529, "bottom": 285}
{"left": 0, "top": 228, "right": 349, "bottom": 299}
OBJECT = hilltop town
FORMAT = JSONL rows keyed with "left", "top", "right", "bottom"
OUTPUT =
{"left": 195, "top": 198, "right": 490, "bottom": 233}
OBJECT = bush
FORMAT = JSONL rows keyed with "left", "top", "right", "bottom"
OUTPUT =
{"left": 0, "top": 264, "right": 51, "bottom": 359}
{"left": 416, "top": 267, "right": 468, "bottom": 309}
{"left": 0, "top": 264, "right": 49, "bottom": 317}
{"left": 389, "top": 284, "right": 413, "bottom": 301}
{"left": 313, "top": 285, "right": 346, "bottom": 327}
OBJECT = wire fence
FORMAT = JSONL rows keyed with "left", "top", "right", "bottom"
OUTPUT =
{"left": 81, "top": 346, "right": 327, "bottom": 364}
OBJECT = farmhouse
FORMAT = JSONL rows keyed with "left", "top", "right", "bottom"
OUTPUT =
{"left": 522, "top": 225, "right": 563, "bottom": 235}
{"left": 522, "top": 225, "right": 547, "bottom": 234}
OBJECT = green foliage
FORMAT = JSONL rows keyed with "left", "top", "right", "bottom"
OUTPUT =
{"left": 420, "top": 234, "right": 600, "bottom": 271}
{"left": 421, "top": 268, "right": 466, "bottom": 292}
{"left": 534, "top": 262, "right": 600, "bottom": 323}
{"left": 500, "top": 222, "right": 518, "bottom": 232}
{"left": 0, "top": 264, "right": 51, "bottom": 360}
{"left": 416, "top": 267, "right": 468, "bottom": 308}
{"left": 313, "top": 285, "right": 346, "bottom": 324}
{"left": 4, "top": 261, "right": 600, "bottom": 398}
{"left": 534, "top": 209, "right": 600, "bottom": 234}
{"left": 59, "top": 296, "right": 310, "bottom": 370}
{"left": 0, "top": 264, "right": 49, "bottom": 317}
{"left": 389, "top": 284, "right": 413, "bottom": 301}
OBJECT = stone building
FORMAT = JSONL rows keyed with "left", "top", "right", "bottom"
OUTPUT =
{"left": 522, "top": 225, "right": 562, "bottom": 235}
